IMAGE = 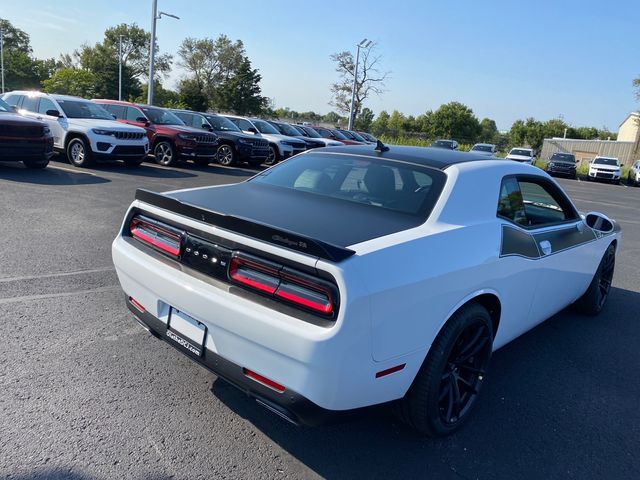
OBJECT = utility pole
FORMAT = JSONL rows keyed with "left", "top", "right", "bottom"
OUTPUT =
{"left": 0, "top": 27, "right": 5, "bottom": 94}
{"left": 147, "top": 0, "right": 179, "bottom": 105}
{"left": 348, "top": 39, "right": 372, "bottom": 131}
{"left": 118, "top": 35, "right": 123, "bottom": 101}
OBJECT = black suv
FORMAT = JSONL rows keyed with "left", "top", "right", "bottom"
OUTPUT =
{"left": 172, "top": 110, "right": 269, "bottom": 166}
{"left": 546, "top": 152, "right": 577, "bottom": 178}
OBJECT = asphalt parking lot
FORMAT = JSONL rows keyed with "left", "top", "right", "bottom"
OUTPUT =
{"left": 1, "top": 158, "right": 639, "bottom": 480}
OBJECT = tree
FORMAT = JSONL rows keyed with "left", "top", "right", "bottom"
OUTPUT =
{"left": 354, "top": 107, "right": 375, "bottom": 131}
{"left": 387, "top": 110, "right": 408, "bottom": 137}
{"left": 177, "top": 78, "right": 209, "bottom": 112}
{"left": 178, "top": 35, "right": 246, "bottom": 108}
{"left": 0, "top": 19, "right": 56, "bottom": 90}
{"left": 42, "top": 68, "right": 97, "bottom": 97}
{"left": 329, "top": 43, "right": 390, "bottom": 120}
{"left": 214, "top": 57, "right": 266, "bottom": 115}
{"left": 479, "top": 118, "right": 499, "bottom": 143}
{"left": 321, "top": 111, "right": 345, "bottom": 125}
{"left": 430, "top": 102, "right": 481, "bottom": 142}
{"left": 135, "top": 82, "right": 182, "bottom": 108}
{"left": 370, "top": 110, "right": 390, "bottom": 136}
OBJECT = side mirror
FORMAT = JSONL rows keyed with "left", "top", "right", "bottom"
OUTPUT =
{"left": 111, "top": 114, "right": 117, "bottom": 120}
{"left": 583, "top": 212, "right": 614, "bottom": 233}
{"left": 204, "top": 124, "right": 213, "bottom": 132}
{"left": 247, "top": 127, "right": 258, "bottom": 134}
{"left": 46, "top": 109, "right": 61, "bottom": 117}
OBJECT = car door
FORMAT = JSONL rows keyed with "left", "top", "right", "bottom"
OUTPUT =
{"left": 500, "top": 175, "right": 601, "bottom": 325}
{"left": 36, "top": 96, "right": 65, "bottom": 148}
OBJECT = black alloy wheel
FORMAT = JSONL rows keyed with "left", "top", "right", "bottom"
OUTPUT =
{"left": 573, "top": 243, "right": 616, "bottom": 315}
{"left": 216, "top": 144, "right": 236, "bottom": 166}
{"left": 396, "top": 303, "right": 493, "bottom": 437}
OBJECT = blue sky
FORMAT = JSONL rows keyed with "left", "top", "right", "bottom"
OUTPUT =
{"left": 2, "top": 0, "right": 638, "bottom": 130}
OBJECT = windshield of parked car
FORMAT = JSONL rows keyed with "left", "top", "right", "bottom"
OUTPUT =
{"left": 57, "top": 99, "right": 113, "bottom": 120}
{"left": 204, "top": 115, "right": 241, "bottom": 132}
{"left": 0, "top": 98, "right": 11, "bottom": 113}
{"left": 252, "top": 119, "right": 279, "bottom": 135}
{"left": 550, "top": 153, "right": 576, "bottom": 162}
{"left": 330, "top": 129, "right": 348, "bottom": 140}
{"left": 251, "top": 152, "right": 447, "bottom": 217}
{"left": 300, "top": 126, "right": 322, "bottom": 138}
{"left": 510, "top": 149, "right": 533, "bottom": 156}
{"left": 274, "top": 122, "right": 302, "bottom": 136}
{"left": 593, "top": 157, "right": 619, "bottom": 166}
{"left": 142, "top": 107, "right": 184, "bottom": 125}
{"left": 432, "top": 140, "right": 454, "bottom": 148}
{"left": 471, "top": 145, "right": 493, "bottom": 152}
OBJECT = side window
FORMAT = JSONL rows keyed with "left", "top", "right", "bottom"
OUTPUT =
{"left": 126, "top": 107, "right": 144, "bottom": 122}
{"left": 37, "top": 97, "right": 58, "bottom": 115}
{"left": 21, "top": 96, "right": 39, "bottom": 112}
{"left": 497, "top": 177, "right": 527, "bottom": 225}
{"left": 238, "top": 119, "right": 253, "bottom": 131}
{"left": 194, "top": 115, "right": 210, "bottom": 129}
{"left": 174, "top": 112, "right": 191, "bottom": 125}
{"left": 106, "top": 104, "right": 126, "bottom": 119}
{"left": 498, "top": 177, "right": 576, "bottom": 228}
{"left": 4, "top": 94, "right": 23, "bottom": 107}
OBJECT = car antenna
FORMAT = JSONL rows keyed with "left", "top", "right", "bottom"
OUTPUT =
{"left": 375, "top": 139, "right": 389, "bottom": 152}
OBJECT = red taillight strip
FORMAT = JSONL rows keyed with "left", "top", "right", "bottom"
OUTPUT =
{"left": 130, "top": 217, "right": 182, "bottom": 257}
{"left": 228, "top": 254, "right": 337, "bottom": 316}
{"left": 129, "top": 296, "right": 145, "bottom": 313}
{"left": 375, "top": 364, "right": 406, "bottom": 378}
{"left": 243, "top": 368, "right": 285, "bottom": 393}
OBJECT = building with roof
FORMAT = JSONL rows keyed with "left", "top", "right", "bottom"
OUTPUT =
{"left": 617, "top": 112, "right": 640, "bottom": 143}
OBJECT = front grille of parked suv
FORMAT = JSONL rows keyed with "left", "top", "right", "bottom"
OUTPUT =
{"left": 0, "top": 124, "right": 45, "bottom": 137}
{"left": 195, "top": 135, "right": 217, "bottom": 144}
{"left": 114, "top": 131, "right": 145, "bottom": 140}
{"left": 252, "top": 139, "right": 268, "bottom": 147}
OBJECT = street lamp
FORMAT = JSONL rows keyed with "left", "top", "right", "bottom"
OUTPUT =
{"left": 0, "top": 26, "right": 5, "bottom": 94}
{"left": 147, "top": 0, "right": 179, "bottom": 105}
{"left": 348, "top": 38, "right": 372, "bottom": 131}
{"left": 118, "top": 35, "right": 124, "bottom": 101}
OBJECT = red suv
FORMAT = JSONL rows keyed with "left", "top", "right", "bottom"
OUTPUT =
{"left": 94, "top": 100, "right": 218, "bottom": 166}
{"left": 0, "top": 97, "right": 54, "bottom": 168}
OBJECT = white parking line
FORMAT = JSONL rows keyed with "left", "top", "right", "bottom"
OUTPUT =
{"left": 0, "top": 285, "right": 120, "bottom": 305}
{"left": 49, "top": 164, "right": 97, "bottom": 176}
{"left": 0, "top": 266, "right": 115, "bottom": 283}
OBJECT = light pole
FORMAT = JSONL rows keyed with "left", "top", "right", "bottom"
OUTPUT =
{"left": 348, "top": 38, "right": 372, "bottom": 131}
{"left": 118, "top": 35, "right": 123, "bottom": 101}
{"left": 0, "top": 26, "right": 5, "bottom": 94}
{"left": 147, "top": 0, "right": 179, "bottom": 105}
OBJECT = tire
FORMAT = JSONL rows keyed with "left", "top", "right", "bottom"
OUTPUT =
{"left": 22, "top": 158, "right": 49, "bottom": 169}
{"left": 153, "top": 141, "right": 176, "bottom": 166}
{"left": 264, "top": 145, "right": 280, "bottom": 166}
{"left": 216, "top": 144, "right": 236, "bottom": 166}
{"left": 66, "top": 137, "right": 93, "bottom": 167}
{"left": 396, "top": 303, "right": 493, "bottom": 437}
{"left": 573, "top": 244, "right": 616, "bottom": 316}
{"left": 123, "top": 157, "right": 144, "bottom": 168}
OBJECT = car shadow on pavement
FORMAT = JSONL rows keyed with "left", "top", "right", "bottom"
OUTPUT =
{"left": 210, "top": 286, "right": 639, "bottom": 479}
{"left": 49, "top": 158, "right": 199, "bottom": 179}
{"left": 0, "top": 162, "right": 110, "bottom": 186}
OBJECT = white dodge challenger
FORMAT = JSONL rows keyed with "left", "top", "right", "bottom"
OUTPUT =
{"left": 112, "top": 144, "right": 620, "bottom": 436}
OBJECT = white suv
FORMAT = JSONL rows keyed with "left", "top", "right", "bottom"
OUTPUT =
{"left": 224, "top": 115, "right": 306, "bottom": 166}
{"left": 2, "top": 91, "right": 149, "bottom": 167}
{"left": 587, "top": 156, "right": 621, "bottom": 183}
{"left": 506, "top": 147, "right": 536, "bottom": 165}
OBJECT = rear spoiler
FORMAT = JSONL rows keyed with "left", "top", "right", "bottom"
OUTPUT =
{"left": 135, "top": 189, "right": 356, "bottom": 263}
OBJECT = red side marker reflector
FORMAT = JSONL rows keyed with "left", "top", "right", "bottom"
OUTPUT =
{"left": 375, "top": 363, "right": 406, "bottom": 378}
{"left": 129, "top": 296, "right": 145, "bottom": 313}
{"left": 243, "top": 368, "right": 286, "bottom": 393}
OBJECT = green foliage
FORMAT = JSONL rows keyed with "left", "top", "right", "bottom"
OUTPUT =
{"left": 42, "top": 68, "right": 97, "bottom": 97}
{"left": 135, "top": 82, "right": 182, "bottom": 108}
{"left": 322, "top": 111, "right": 345, "bottom": 125}
{"left": 370, "top": 110, "right": 390, "bottom": 136}
{"left": 215, "top": 57, "right": 266, "bottom": 115}
{"left": 354, "top": 107, "right": 375, "bottom": 131}
{"left": 479, "top": 118, "right": 499, "bottom": 143}
{"left": 429, "top": 102, "right": 481, "bottom": 142}
{"left": 177, "top": 78, "right": 208, "bottom": 112}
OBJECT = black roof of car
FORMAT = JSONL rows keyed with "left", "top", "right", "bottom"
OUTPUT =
{"left": 316, "top": 144, "right": 490, "bottom": 170}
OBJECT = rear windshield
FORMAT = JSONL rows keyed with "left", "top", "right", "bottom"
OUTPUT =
{"left": 251, "top": 152, "right": 446, "bottom": 217}
{"left": 472, "top": 145, "right": 493, "bottom": 152}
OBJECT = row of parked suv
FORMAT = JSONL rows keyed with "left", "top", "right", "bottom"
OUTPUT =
{"left": 0, "top": 90, "right": 378, "bottom": 170}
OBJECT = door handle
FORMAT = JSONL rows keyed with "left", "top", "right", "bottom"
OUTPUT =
{"left": 539, "top": 240, "right": 552, "bottom": 256}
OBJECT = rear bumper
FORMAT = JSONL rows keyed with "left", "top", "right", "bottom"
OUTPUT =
{"left": 126, "top": 297, "right": 348, "bottom": 426}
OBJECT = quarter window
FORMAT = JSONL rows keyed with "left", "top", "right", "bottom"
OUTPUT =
{"left": 4, "top": 94, "right": 23, "bottom": 107}
{"left": 126, "top": 107, "right": 144, "bottom": 122}
{"left": 498, "top": 177, "right": 576, "bottom": 228}
{"left": 21, "top": 96, "right": 39, "bottom": 112}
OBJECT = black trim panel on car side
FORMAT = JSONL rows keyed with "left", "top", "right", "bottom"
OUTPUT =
{"left": 500, "top": 223, "right": 599, "bottom": 259}
{"left": 135, "top": 188, "right": 356, "bottom": 262}
{"left": 500, "top": 225, "right": 540, "bottom": 259}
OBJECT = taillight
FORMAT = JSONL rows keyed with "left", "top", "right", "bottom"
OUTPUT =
{"left": 228, "top": 254, "right": 337, "bottom": 316}
{"left": 130, "top": 215, "right": 183, "bottom": 258}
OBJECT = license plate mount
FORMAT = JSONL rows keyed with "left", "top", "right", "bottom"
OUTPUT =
{"left": 166, "top": 308, "right": 206, "bottom": 357}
